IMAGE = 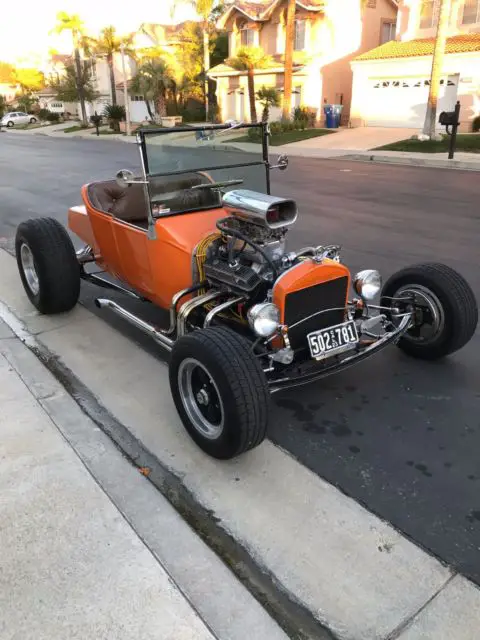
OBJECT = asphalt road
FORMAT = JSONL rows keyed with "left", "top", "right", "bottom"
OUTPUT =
{"left": 2, "top": 132, "right": 480, "bottom": 584}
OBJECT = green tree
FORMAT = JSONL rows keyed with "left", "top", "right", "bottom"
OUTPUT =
{"left": 15, "top": 93, "right": 38, "bottom": 112}
{"left": 282, "top": 0, "right": 296, "bottom": 119}
{"left": 173, "top": 1, "right": 224, "bottom": 118}
{"left": 51, "top": 63, "right": 99, "bottom": 104}
{"left": 13, "top": 68, "right": 44, "bottom": 93}
{"left": 256, "top": 86, "right": 280, "bottom": 123}
{"left": 52, "top": 12, "right": 88, "bottom": 125}
{"left": 130, "top": 58, "right": 174, "bottom": 118}
{"left": 227, "top": 47, "right": 271, "bottom": 123}
{"left": 129, "top": 72, "right": 155, "bottom": 121}
{"left": 0, "top": 94, "right": 7, "bottom": 117}
{"left": 83, "top": 26, "right": 134, "bottom": 106}
{"left": 0, "top": 62, "right": 15, "bottom": 83}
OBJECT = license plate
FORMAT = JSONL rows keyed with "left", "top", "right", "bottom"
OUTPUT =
{"left": 307, "top": 320, "right": 358, "bottom": 359}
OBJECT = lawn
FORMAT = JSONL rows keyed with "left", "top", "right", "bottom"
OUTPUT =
{"left": 229, "top": 128, "right": 336, "bottom": 146}
{"left": 374, "top": 134, "right": 480, "bottom": 153}
{"left": 63, "top": 125, "right": 90, "bottom": 133}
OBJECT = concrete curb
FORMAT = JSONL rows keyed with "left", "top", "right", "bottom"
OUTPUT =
{"left": 337, "top": 152, "right": 480, "bottom": 171}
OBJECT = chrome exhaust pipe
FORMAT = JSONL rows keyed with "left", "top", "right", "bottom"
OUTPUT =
{"left": 95, "top": 298, "right": 174, "bottom": 352}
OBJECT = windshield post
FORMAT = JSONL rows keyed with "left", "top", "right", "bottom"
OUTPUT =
{"left": 136, "top": 131, "right": 155, "bottom": 239}
{"left": 261, "top": 122, "right": 271, "bottom": 195}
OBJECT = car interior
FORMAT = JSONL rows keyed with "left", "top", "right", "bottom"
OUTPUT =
{"left": 85, "top": 171, "right": 222, "bottom": 229}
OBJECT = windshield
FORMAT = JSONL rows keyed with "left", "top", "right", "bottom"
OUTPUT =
{"left": 139, "top": 124, "right": 269, "bottom": 205}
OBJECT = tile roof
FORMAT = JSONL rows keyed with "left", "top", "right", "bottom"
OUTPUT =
{"left": 355, "top": 33, "right": 480, "bottom": 61}
{"left": 218, "top": 0, "right": 324, "bottom": 27}
{"left": 208, "top": 60, "right": 304, "bottom": 76}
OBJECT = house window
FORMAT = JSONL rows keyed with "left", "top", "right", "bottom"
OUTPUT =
{"left": 131, "top": 95, "right": 144, "bottom": 101}
{"left": 240, "top": 25, "right": 255, "bottom": 46}
{"left": 462, "top": 0, "right": 480, "bottom": 24}
{"left": 419, "top": 0, "right": 440, "bottom": 28}
{"left": 381, "top": 21, "right": 396, "bottom": 43}
{"left": 294, "top": 19, "right": 306, "bottom": 50}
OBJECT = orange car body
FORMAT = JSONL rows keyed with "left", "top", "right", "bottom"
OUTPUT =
{"left": 69, "top": 186, "right": 350, "bottom": 320}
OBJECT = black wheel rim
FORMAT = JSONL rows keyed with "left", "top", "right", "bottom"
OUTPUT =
{"left": 393, "top": 285, "right": 445, "bottom": 345}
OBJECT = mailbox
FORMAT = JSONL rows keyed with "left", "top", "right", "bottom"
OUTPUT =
{"left": 439, "top": 111, "right": 458, "bottom": 126}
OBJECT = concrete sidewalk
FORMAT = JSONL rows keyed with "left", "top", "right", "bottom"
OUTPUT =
{"left": 1, "top": 246, "right": 480, "bottom": 640}
{"left": 0, "top": 313, "right": 286, "bottom": 639}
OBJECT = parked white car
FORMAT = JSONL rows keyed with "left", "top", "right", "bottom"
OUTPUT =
{"left": 0, "top": 112, "right": 37, "bottom": 127}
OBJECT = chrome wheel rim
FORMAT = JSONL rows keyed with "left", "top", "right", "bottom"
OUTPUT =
{"left": 178, "top": 358, "right": 224, "bottom": 440}
{"left": 20, "top": 243, "right": 40, "bottom": 296}
{"left": 394, "top": 285, "right": 445, "bottom": 345}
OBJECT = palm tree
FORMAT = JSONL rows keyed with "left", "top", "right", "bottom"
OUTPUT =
{"left": 422, "top": 0, "right": 452, "bottom": 138}
{"left": 172, "top": 0, "right": 217, "bottom": 118}
{"left": 256, "top": 86, "right": 281, "bottom": 123}
{"left": 84, "top": 26, "right": 134, "bottom": 106}
{"left": 282, "top": 0, "right": 296, "bottom": 119}
{"left": 52, "top": 12, "right": 88, "bottom": 125}
{"left": 129, "top": 72, "right": 155, "bottom": 121}
{"left": 227, "top": 47, "right": 272, "bottom": 123}
{"left": 131, "top": 58, "right": 174, "bottom": 118}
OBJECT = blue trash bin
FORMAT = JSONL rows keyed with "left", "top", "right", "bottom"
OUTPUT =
{"left": 324, "top": 104, "right": 343, "bottom": 128}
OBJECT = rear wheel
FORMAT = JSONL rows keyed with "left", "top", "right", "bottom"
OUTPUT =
{"left": 169, "top": 327, "right": 269, "bottom": 459}
{"left": 7, "top": 121, "right": 14, "bottom": 127}
{"left": 381, "top": 262, "right": 478, "bottom": 360}
{"left": 15, "top": 217, "right": 80, "bottom": 314}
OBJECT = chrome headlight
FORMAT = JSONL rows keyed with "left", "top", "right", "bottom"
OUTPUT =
{"left": 247, "top": 303, "right": 280, "bottom": 338}
{"left": 354, "top": 269, "right": 382, "bottom": 300}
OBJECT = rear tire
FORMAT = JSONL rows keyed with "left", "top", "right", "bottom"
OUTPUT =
{"left": 381, "top": 262, "right": 478, "bottom": 360}
{"left": 169, "top": 327, "right": 269, "bottom": 459}
{"left": 15, "top": 217, "right": 80, "bottom": 314}
{"left": 7, "top": 121, "right": 13, "bottom": 127}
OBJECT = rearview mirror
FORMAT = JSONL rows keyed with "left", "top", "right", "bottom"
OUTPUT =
{"left": 115, "top": 169, "right": 135, "bottom": 188}
{"left": 271, "top": 154, "right": 289, "bottom": 171}
{"left": 115, "top": 169, "right": 148, "bottom": 188}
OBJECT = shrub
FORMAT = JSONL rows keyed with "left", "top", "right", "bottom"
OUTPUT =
{"left": 247, "top": 127, "right": 262, "bottom": 142}
{"left": 46, "top": 112, "right": 60, "bottom": 122}
{"left": 38, "top": 108, "right": 51, "bottom": 121}
{"left": 103, "top": 104, "right": 126, "bottom": 132}
{"left": 270, "top": 122, "right": 281, "bottom": 135}
{"left": 293, "top": 106, "right": 317, "bottom": 128}
{"left": 472, "top": 115, "right": 480, "bottom": 133}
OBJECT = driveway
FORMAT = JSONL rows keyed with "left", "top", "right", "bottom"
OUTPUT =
{"left": 286, "top": 126, "right": 418, "bottom": 151}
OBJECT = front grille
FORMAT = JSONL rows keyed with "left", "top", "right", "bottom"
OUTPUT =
{"left": 284, "top": 276, "right": 348, "bottom": 350}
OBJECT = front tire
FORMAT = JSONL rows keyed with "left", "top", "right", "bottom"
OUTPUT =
{"left": 29, "top": 117, "right": 36, "bottom": 124}
{"left": 15, "top": 218, "right": 80, "bottom": 314}
{"left": 381, "top": 262, "right": 478, "bottom": 360}
{"left": 169, "top": 327, "right": 269, "bottom": 459}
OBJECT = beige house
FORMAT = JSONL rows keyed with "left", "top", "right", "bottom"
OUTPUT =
{"left": 350, "top": 0, "right": 480, "bottom": 129}
{"left": 209, "top": 0, "right": 398, "bottom": 124}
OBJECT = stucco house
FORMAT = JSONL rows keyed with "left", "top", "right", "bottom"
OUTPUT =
{"left": 350, "top": 0, "right": 480, "bottom": 130}
{"left": 208, "top": 0, "right": 398, "bottom": 123}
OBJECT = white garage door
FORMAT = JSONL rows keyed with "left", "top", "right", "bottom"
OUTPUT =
{"left": 365, "top": 74, "right": 459, "bottom": 128}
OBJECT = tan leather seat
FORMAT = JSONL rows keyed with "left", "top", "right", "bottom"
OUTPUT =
{"left": 86, "top": 173, "right": 221, "bottom": 224}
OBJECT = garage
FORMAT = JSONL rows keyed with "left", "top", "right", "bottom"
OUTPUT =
{"left": 364, "top": 74, "right": 459, "bottom": 127}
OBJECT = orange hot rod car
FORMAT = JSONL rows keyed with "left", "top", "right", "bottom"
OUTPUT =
{"left": 15, "top": 123, "right": 478, "bottom": 459}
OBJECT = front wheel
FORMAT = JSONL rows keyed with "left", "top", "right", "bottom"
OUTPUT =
{"left": 15, "top": 217, "right": 80, "bottom": 314}
{"left": 169, "top": 327, "right": 270, "bottom": 459}
{"left": 29, "top": 117, "right": 36, "bottom": 124}
{"left": 381, "top": 262, "right": 478, "bottom": 360}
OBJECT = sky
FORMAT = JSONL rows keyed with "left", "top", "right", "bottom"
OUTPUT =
{"left": 0, "top": 0, "right": 196, "bottom": 65}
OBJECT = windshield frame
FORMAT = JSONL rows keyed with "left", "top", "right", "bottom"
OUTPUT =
{"left": 136, "top": 122, "right": 270, "bottom": 192}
